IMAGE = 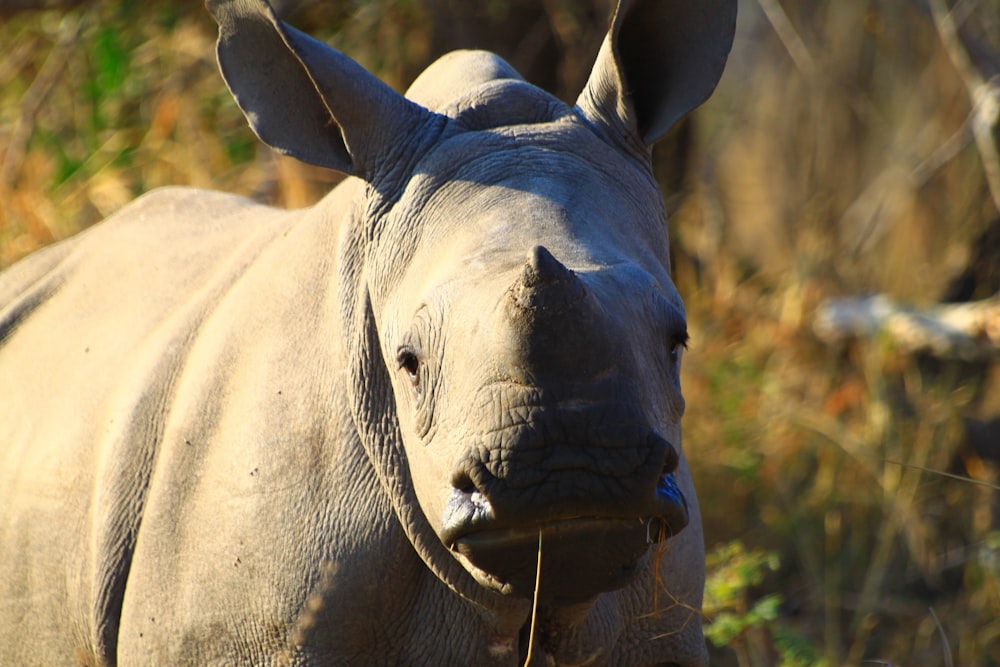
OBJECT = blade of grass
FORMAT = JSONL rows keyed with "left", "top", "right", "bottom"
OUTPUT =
{"left": 885, "top": 458, "right": 1000, "bottom": 491}
{"left": 523, "top": 529, "right": 543, "bottom": 667}
{"left": 928, "top": 607, "right": 955, "bottom": 667}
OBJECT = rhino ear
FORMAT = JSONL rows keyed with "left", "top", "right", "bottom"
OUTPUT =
{"left": 207, "top": 0, "right": 437, "bottom": 177}
{"left": 576, "top": 0, "right": 737, "bottom": 147}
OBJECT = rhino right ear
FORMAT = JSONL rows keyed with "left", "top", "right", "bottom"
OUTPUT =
{"left": 576, "top": 0, "right": 737, "bottom": 148}
{"left": 207, "top": 0, "right": 438, "bottom": 178}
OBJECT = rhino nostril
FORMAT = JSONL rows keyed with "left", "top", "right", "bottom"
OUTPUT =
{"left": 452, "top": 472, "right": 477, "bottom": 495}
{"left": 661, "top": 459, "right": 676, "bottom": 476}
{"left": 651, "top": 432, "right": 679, "bottom": 475}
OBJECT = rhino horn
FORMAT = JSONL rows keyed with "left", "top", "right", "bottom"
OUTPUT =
{"left": 510, "top": 245, "right": 586, "bottom": 311}
{"left": 208, "top": 0, "right": 443, "bottom": 179}
{"left": 502, "top": 246, "right": 613, "bottom": 382}
{"left": 576, "top": 0, "right": 737, "bottom": 146}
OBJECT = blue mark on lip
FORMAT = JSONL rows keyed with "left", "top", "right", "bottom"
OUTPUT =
{"left": 656, "top": 472, "right": 687, "bottom": 510}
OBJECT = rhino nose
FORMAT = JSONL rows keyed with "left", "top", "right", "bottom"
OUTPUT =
{"left": 439, "top": 428, "right": 688, "bottom": 603}
{"left": 500, "top": 245, "right": 616, "bottom": 383}
{"left": 442, "top": 429, "right": 687, "bottom": 540}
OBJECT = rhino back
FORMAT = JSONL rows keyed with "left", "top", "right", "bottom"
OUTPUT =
{"left": 0, "top": 182, "right": 407, "bottom": 664}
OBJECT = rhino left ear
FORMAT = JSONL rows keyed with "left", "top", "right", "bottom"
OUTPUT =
{"left": 207, "top": 0, "right": 438, "bottom": 178}
{"left": 576, "top": 0, "right": 737, "bottom": 147}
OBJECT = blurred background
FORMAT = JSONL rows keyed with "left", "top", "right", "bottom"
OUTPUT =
{"left": 1, "top": 0, "right": 997, "bottom": 664}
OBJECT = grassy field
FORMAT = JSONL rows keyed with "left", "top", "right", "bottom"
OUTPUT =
{"left": 1, "top": 1, "right": 997, "bottom": 665}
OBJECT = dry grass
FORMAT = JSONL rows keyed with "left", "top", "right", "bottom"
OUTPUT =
{"left": 1, "top": 1, "right": 998, "bottom": 666}
{"left": 676, "top": 2, "right": 1000, "bottom": 664}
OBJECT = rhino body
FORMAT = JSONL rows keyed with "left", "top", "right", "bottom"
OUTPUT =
{"left": 0, "top": 1, "right": 735, "bottom": 665}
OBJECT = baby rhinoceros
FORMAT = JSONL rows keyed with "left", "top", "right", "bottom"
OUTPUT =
{"left": 0, "top": 0, "right": 736, "bottom": 665}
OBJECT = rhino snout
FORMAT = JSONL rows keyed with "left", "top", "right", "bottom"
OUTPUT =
{"left": 438, "top": 421, "right": 688, "bottom": 603}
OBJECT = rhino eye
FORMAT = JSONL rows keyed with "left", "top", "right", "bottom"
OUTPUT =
{"left": 396, "top": 349, "right": 421, "bottom": 388}
{"left": 668, "top": 331, "right": 689, "bottom": 363}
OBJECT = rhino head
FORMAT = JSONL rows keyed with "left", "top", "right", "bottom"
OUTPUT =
{"left": 210, "top": 0, "right": 735, "bottom": 660}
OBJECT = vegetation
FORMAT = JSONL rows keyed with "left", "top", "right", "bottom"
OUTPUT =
{"left": 1, "top": 1, "right": 997, "bottom": 665}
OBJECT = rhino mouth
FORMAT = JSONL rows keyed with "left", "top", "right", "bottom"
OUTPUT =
{"left": 441, "top": 472, "right": 688, "bottom": 604}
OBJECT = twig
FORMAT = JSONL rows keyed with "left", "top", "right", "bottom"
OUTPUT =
{"left": 971, "top": 78, "right": 1000, "bottom": 213}
{"left": 885, "top": 458, "right": 1000, "bottom": 491}
{"left": 755, "top": 0, "right": 886, "bottom": 131}
{"left": 841, "top": 108, "right": 978, "bottom": 256}
{"left": 523, "top": 529, "right": 543, "bottom": 667}
{"left": 814, "top": 293, "right": 1000, "bottom": 360}
{"left": 927, "top": 0, "right": 1000, "bottom": 213}
{"left": 755, "top": 0, "right": 819, "bottom": 78}
{"left": 0, "top": 12, "right": 84, "bottom": 188}
{"left": 928, "top": 607, "right": 955, "bottom": 667}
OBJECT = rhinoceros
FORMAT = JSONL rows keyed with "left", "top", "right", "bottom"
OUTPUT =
{"left": 0, "top": 0, "right": 735, "bottom": 664}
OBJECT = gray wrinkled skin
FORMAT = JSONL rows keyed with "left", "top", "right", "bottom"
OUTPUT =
{"left": 0, "top": 1, "right": 735, "bottom": 665}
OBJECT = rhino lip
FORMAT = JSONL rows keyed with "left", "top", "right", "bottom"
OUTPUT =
{"left": 452, "top": 516, "right": 652, "bottom": 551}
{"left": 440, "top": 470, "right": 688, "bottom": 550}
{"left": 441, "top": 488, "right": 497, "bottom": 546}
{"left": 440, "top": 477, "right": 688, "bottom": 603}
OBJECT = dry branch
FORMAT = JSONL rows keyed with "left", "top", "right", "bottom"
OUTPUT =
{"left": 813, "top": 293, "right": 1000, "bottom": 359}
{"left": 0, "top": 13, "right": 83, "bottom": 189}
{"left": 927, "top": 0, "right": 1000, "bottom": 213}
